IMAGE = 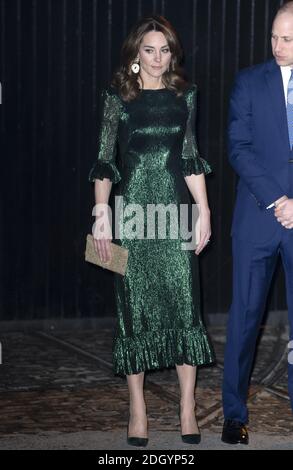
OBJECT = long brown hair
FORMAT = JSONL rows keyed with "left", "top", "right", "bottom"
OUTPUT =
{"left": 112, "top": 15, "right": 188, "bottom": 101}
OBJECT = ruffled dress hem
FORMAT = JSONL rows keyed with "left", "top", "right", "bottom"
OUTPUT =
{"left": 113, "top": 324, "right": 215, "bottom": 376}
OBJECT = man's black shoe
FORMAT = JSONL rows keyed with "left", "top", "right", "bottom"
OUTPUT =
{"left": 221, "top": 419, "right": 249, "bottom": 445}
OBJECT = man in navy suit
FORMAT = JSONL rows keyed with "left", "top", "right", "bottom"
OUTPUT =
{"left": 222, "top": 2, "right": 293, "bottom": 445}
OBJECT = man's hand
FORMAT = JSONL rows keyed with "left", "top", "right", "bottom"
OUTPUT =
{"left": 274, "top": 196, "right": 293, "bottom": 229}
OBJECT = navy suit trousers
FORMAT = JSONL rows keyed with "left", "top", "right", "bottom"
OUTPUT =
{"left": 223, "top": 229, "right": 293, "bottom": 423}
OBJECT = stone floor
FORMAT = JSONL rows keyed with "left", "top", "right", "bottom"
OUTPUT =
{"left": 0, "top": 318, "right": 292, "bottom": 449}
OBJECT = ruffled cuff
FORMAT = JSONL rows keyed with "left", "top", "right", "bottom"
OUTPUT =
{"left": 181, "top": 156, "right": 212, "bottom": 177}
{"left": 88, "top": 160, "right": 121, "bottom": 184}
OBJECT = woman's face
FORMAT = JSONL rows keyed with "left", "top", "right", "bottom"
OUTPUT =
{"left": 138, "top": 31, "right": 172, "bottom": 80}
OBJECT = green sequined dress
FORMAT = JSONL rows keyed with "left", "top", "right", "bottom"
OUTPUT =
{"left": 89, "top": 84, "right": 214, "bottom": 375}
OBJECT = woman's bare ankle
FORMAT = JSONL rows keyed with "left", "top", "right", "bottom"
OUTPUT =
{"left": 179, "top": 400, "right": 199, "bottom": 435}
{"left": 128, "top": 403, "right": 148, "bottom": 438}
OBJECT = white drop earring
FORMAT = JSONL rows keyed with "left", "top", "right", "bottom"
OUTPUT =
{"left": 131, "top": 59, "right": 140, "bottom": 74}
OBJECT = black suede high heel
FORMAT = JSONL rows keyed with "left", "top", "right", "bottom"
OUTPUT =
{"left": 181, "top": 433, "right": 201, "bottom": 444}
{"left": 179, "top": 407, "right": 201, "bottom": 444}
{"left": 127, "top": 419, "right": 148, "bottom": 447}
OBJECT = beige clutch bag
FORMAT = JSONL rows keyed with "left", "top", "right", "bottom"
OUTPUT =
{"left": 85, "top": 234, "right": 128, "bottom": 275}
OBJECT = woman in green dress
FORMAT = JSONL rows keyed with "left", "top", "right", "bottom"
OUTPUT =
{"left": 89, "top": 15, "right": 214, "bottom": 446}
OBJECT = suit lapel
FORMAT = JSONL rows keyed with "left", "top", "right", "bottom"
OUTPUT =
{"left": 265, "top": 60, "right": 290, "bottom": 149}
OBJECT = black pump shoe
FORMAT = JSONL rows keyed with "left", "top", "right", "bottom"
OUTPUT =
{"left": 127, "top": 436, "right": 149, "bottom": 447}
{"left": 127, "top": 420, "right": 148, "bottom": 447}
{"left": 179, "top": 407, "right": 201, "bottom": 445}
{"left": 181, "top": 433, "right": 201, "bottom": 444}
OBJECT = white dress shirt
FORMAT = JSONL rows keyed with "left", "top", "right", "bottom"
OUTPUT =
{"left": 280, "top": 65, "right": 292, "bottom": 103}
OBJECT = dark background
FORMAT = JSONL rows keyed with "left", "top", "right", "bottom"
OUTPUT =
{"left": 0, "top": 0, "right": 288, "bottom": 321}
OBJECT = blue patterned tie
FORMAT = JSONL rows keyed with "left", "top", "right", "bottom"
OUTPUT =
{"left": 287, "top": 69, "right": 293, "bottom": 150}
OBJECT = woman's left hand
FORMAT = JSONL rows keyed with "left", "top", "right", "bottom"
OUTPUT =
{"left": 195, "top": 208, "right": 211, "bottom": 256}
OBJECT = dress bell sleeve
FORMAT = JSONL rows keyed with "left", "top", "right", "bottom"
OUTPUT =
{"left": 181, "top": 85, "right": 212, "bottom": 177}
{"left": 88, "top": 88, "right": 122, "bottom": 184}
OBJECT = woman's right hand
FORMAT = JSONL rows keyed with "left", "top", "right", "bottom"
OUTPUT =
{"left": 93, "top": 236, "right": 112, "bottom": 263}
{"left": 92, "top": 205, "right": 113, "bottom": 263}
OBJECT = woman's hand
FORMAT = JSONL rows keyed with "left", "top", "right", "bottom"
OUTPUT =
{"left": 93, "top": 236, "right": 113, "bottom": 264}
{"left": 195, "top": 208, "right": 211, "bottom": 256}
{"left": 92, "top": 205, "right": 113, "bottom": 263}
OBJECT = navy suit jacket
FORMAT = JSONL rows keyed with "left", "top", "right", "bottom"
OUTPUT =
{"left": 228, "top": 59, "right": 293, "bottom": 243}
